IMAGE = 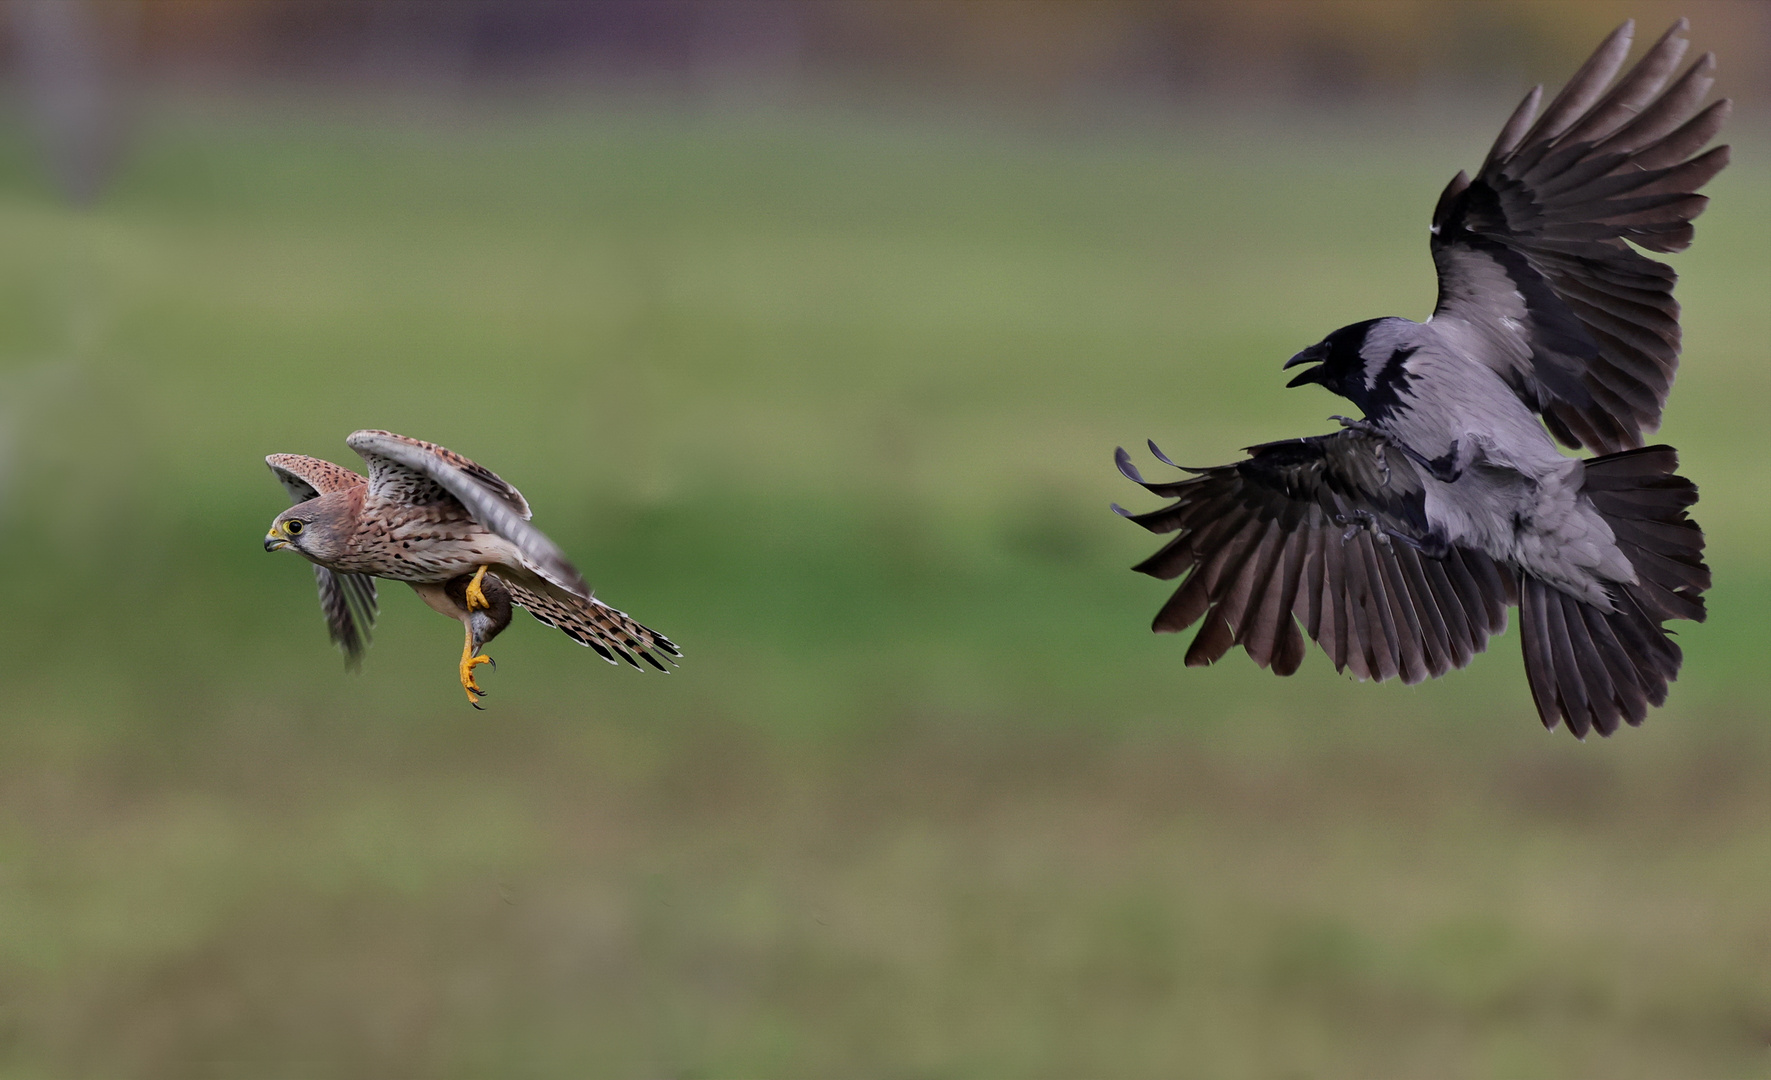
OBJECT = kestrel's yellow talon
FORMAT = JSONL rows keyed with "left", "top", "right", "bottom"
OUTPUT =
{"left": 464, "top": 566, "right": 491, "bottom": 613}
{"left": 460, "top": 622, "right": 494, "bottom": 705}
{"left": 461, "top": 652, "right": 493, "bottom": 697}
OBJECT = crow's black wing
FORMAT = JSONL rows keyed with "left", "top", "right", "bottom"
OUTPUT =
{"left": 1430, "top": 19, "right": 1729, "bottom": 454}
{"left": 1116, "top": 431, "right": 1513, "bottom": 684}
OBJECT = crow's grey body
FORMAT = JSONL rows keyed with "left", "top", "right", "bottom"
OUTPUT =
{"left": 1346, "top": 317, "right": 1632, "bottom": 608}
{"left": 1117, "top": 20, "right": 1721, "bottom": 737}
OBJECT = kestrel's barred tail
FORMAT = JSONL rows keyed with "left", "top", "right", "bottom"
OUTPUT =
{"left": 502, "top": 578, "right": 680, "bottom": 672}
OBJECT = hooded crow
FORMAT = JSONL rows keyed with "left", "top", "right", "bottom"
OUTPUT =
{"left": 1114, "top": 20, "right": 1724, "bottom": 738}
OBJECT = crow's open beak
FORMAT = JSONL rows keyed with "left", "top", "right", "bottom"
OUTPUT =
{"left": 1283, "top": 345, "right": 1326, "bottom": 387}
{"left": 265, "top": 532, "right": 289, "bottom": 552}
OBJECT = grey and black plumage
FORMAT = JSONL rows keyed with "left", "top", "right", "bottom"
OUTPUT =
{"left": 265, "top": 430, "right": 678, "bottom": 706}
{"left": 1115, "top": 21, "right": 1720, "bottom": 738}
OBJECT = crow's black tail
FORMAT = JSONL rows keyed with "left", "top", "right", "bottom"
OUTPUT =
{"left": 1518, "top": 446, "right": 1708, "bottom": 737}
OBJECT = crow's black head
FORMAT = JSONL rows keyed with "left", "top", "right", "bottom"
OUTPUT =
{"left": 1283, "top": 317, "right": 1414, "bottom": 416}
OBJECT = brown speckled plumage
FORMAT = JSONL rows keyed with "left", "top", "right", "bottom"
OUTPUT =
{"left": 265, "top": 431, "right": 678, "bottom": 699}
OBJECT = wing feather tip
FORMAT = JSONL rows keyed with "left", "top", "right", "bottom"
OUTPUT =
{"left": 1115, "top": 446, "right": 1145, "bottom": 484}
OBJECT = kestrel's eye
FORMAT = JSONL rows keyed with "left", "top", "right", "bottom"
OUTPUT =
{"left": 285, "top": 520, "right": 304, "bottom": 536}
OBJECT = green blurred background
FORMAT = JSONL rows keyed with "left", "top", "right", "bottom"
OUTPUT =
{"left": 0, "top": 2, "right": 1767, "bottom": 1076}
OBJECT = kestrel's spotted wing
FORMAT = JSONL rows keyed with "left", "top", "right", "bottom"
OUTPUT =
{"left": 267, "top": 454, "right": 368, "bottom": 504}
{"left": 344, "top": 429, "right": 589, "bottom": 597}
{"left": 265, "top": 454, "right": 380, "bottom": 666}
{"left": 312, "top": 565, "right": 379, "bottom": 665}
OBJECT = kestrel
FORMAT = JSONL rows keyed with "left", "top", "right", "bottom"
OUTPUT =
{"left": 264, "top": 430, "right": 678, "bottom": 706}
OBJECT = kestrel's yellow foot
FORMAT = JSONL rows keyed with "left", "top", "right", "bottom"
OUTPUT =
{"left": 460, "top": 622, "right": 495, "bottom": 708}
{"left": 465, "top": 566, "right": 491, "bottom": 613}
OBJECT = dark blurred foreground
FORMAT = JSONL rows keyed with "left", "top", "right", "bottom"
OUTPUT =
{"left": 6, "top": 707, "right": 1769, "bottom": 1077}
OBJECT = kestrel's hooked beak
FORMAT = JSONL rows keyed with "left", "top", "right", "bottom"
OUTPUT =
{"left": 265, "top": 530, "right": 290, "bottom": 552}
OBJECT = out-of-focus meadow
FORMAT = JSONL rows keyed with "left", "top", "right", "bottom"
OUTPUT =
{"left": 0, "top": 3, "right": 1768, "bottom": 1077}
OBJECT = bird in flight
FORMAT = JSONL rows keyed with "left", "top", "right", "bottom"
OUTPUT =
{"left": 265, "top": 430, "right": 677, "bottom": 707}
{"left": 1114, "top": 21, "right": 1725, "bottom": 737}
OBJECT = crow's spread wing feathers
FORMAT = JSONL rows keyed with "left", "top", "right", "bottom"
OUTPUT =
{"left": 1430, "top": 19, "right": 1729, "bottom": 453}
{"left": 1116, "top": 432, "right": 1513, "bottom": 684}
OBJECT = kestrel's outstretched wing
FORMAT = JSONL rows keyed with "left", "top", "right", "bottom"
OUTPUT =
{"left": 344, "top": 429, "right": 589, "bottom": 597}
{"left": 265, "top": 454, "right": 380, "bottom": 666}
{"left": 1430, "top": 19, "right": 1731, "bottom": 454}
{"left": 1115, "top": 432, "right": 1514, "bottom": 685}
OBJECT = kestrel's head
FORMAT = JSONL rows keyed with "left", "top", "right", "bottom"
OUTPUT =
{"left": 265, "top": 494, "right": 355, "bottom": 562}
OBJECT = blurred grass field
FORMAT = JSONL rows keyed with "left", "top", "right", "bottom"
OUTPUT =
{"left": 0, "top": 93, "right": 1767, "bottom": 1078}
